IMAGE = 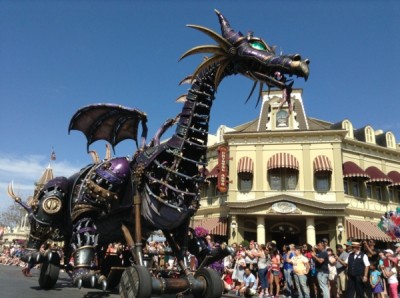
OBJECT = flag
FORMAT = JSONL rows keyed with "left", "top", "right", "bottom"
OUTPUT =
{"left": 51, "top": 149, "right": 56, "bottom": 161}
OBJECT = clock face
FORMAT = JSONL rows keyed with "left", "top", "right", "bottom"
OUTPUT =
{"left": 276, "top": 110, "right": 288, "bottom": 127}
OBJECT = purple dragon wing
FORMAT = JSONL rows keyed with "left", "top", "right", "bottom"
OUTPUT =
{"left": 68, "top": 103, "right": 148, "bottom": 152}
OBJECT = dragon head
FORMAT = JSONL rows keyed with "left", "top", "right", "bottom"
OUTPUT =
{"left": 180, "top": 9, "right": 309, "bottom": 103}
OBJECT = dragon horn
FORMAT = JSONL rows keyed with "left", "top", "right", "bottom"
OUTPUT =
{"left": 7, "top": 181, "right": 21, "bottom": 203}
{"left": 214, "top": 9, "right": 244, "bottom": 45}
{"left": 105, "top": 144, "right": 111, "bottom": 160}
{"left": 89, "top": 150, "right": 100, "bottom": 164}
{"left": 7, "top": 181, "right": 31, "bottom": 212}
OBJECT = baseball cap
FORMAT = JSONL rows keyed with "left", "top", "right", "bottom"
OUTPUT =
{"left": 395, "top": 243, "right": 400, "bottom": 247}
{"left": 384, "top": 249, "right": 394, "bottom": 254}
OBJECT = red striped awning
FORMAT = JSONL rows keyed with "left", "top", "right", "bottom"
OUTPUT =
{"left": 313, "top": 155, "right": 333, "bottom": 172}
{"left": 346, "top": 218, "right": 396, "bottom": 242}
{"left": 237, "top": 156, "right": 254, "bottom": 174}
{"left": 365, "top": 166, "right": 393, "bottom": 184}
{"left": 342, "top": 161, "right": 370, "bottom": 179}
{"left": 207, "top": 165, "right": 219, "bottom": 179}
{"left": 191, "top": 217, "right": 227, "bottom": 236}
{"left": 267, "top": 152, "right": 299, "bottom": 170}
{"left": 388, "top": 171, "right": 400, "bottom": 187}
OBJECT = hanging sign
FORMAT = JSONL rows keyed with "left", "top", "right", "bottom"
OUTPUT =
{"left": 217, "top": 145, "right": 228, "bottom": 193}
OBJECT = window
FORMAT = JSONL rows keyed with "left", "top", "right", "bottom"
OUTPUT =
{"left": 207, "top": 179, "right": 217, "bottom": 198}
{"left": 366, "top": 126, "right": 375, "bottom": 143}
{"left": 374, "top": 185, "right": 383, "bottom": 201}
{"left": 315, "top": 172, "right": 331, "bottom": 192}
{"left": 352, "top": 181, "right": 360, "bottom": 197}
{"left": 344, "top": 178, "right": 366, "bottom": 198}
{"left": 387, "top": 132, "right": 396, "bottom": 149}
{"left": 390, "top": 189, "right": 395, "bottom": 202}
{"left": 367, "top": 184, "right": 372, "bottom": 198}
{"left": 268, "top": 168, "right": 298, "bottom": 190}
{"left": 344, "top": 180, "right": 349, "bottom": 194}
{"left": 276, "top": 109, "right": 289, "bottom": 127}
{"left": 238, "top": 175, "right": 253, "bottom": 192}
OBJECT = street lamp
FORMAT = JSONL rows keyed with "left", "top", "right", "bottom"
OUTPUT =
{"left": 231, "top": 222, "right": 237, "bottom": 236}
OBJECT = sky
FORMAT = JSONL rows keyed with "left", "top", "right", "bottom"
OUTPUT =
{"left": 0, "top": 0, "right": 399, "bottom": 213}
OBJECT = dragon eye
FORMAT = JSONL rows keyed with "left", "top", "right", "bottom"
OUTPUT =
{"left": 249, "top": 41, "right": 267, "bottom": 51}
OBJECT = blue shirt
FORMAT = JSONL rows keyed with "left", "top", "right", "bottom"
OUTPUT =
{"left": 283, "top": 252, "right": 294, "bottom": 270}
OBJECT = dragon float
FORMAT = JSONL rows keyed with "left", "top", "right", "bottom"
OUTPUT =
{"left": 8, "top": 10, "right": 309, "bottom": 298}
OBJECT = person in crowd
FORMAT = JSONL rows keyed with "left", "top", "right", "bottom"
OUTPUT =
{"left": 234, "top": 258, "right": 247, "bottom": 295}
{"left": 289, "top": 246, "right": 310, "bottom": 298}
{"left": 205, "top": 235, "right": 212, "bottom": 249}
{"left": 381, "top": 255, "right": 398, "bottom": 298}
{"left": 344, "top": 241, "right": 370, "bottom": 298}
{"left": 245, "top": 240, "right": 259, "bottom": 276}
{"left": 322, "top": 238, "right": 330, "bottom": 249}
{"left": 370, "top": 261, "right": 384, "bottom": 298}
{"left": 335, "top": 244, "right": 349, "bottom": 298}
{"left": 327, "top": 247, "right": 337, "bottom": 298}
{"left": 364, "top": 239, "right": 379, "bottom": 263}
{"left": 222, "top": 265, "right": 235, "bottom": 292}
{"left": 311, "top": 240, "right": 329, "bottom": 298}
{"left": 283, "top": 244, "right": 295, "bottom": 297}
{"left": 364, "top": 239, "right": 379, "bottom": 297}
{"left": 303, "top": 243, "right": 319, "bottom": 298}
{"left": 238, "top": 267, "right": 258, "bottom": 297}
{"left": 269, "top": 246, "right": 281, "bottom": 298}
{"left": 253, "top": 244, "right": 271, "bottom": 298}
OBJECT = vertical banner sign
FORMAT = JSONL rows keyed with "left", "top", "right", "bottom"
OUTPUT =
{"left": 217, "top": 145, "right": 228, "bottom": 193}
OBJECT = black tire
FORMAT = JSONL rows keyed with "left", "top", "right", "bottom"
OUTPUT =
{"left": 39, "top": 251, "right": 60, "bottom": 289}
{"left": 119, "top": 265, "right": 152, "bottom": 298}
{"left": 193, "top": 268, "right": 224, "bottom": 298}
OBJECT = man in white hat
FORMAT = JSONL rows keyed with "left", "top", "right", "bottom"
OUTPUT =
{"left": 344, "top": 242, "right": 370, "bottom": 298}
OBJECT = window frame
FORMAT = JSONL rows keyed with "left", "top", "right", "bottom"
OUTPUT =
{"left": 268, "top": 168, "right": 298, "bottom": 191}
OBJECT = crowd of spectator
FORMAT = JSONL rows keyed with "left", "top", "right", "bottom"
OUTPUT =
{"left": 212, "top": 237, "right": 400, "bottom": 298}
{"left": 4, "top": 236, "right": 400, "bottom": 298}
{"left": 0, "top": 244, "right": 26, "bottom": 267}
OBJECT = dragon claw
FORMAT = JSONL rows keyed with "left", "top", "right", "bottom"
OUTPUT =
{"left": 76, "top": 278, "right": 83, "bottom": 289}
{"left": 72, "top": 268, "right": 97, "bottom": 289}
{"left": 90, "top": 275, "right": 96, "bottom": 288}
{"left": 101, "top": 279, "right": 107, "bottom": 291}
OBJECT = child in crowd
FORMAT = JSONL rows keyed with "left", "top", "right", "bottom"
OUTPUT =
{"left": 370, "top": 262, "right": 384, "bottom": 298}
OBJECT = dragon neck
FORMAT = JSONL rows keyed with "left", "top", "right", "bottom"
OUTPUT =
{"left": 167, "top": 64, "right": 228, "bottom": 173}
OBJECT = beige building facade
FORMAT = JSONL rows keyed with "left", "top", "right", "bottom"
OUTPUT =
{"left": 195, "top": 89, "right": 400, "bottom": 249}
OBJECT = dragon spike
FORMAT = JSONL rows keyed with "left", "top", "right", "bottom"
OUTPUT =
{"left": 105, "top": 144, "right": 111, "bottom": 160}
{"left": 7, "top": 181, "right": 21, "bottom": 203}
{"left": 175, "top": 94, "right": 187, "bottom": 103}
{"left": 191, "top": 55, "right": 228, "bottom": 83}
{"left": 214, "top": 59, "right": 231, "bottom": 91}
{"left": 245, "top": 81, "right": 258, "bottom": 104}
{"left": 7, "top": 181, "right": 31, "bottom": 213}
{"left": 214, "top": 9, "right": 244, "bottom": 45}
{"left": 186, "top": 24, "right": 231, "bottom": 52}
{"left": 179, "top": 45, "right": 227, "bottom": 61}
{"left": 179, "top": 76, "right": 193, "bottom": 86}
{"left": 89, "top": 150, "right": 100, "bottom": 164}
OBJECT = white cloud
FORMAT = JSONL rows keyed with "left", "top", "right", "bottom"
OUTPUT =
{"left": 0, "top": 154, "right": 80, "bottom": 212}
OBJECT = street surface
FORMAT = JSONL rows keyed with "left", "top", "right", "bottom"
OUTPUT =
{"left": 0, "top": 265, "right": 240, "bottom": 298}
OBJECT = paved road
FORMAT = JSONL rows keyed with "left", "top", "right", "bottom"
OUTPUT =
{"left": 0, "top": 265, "right": 240, "bottom": 298}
